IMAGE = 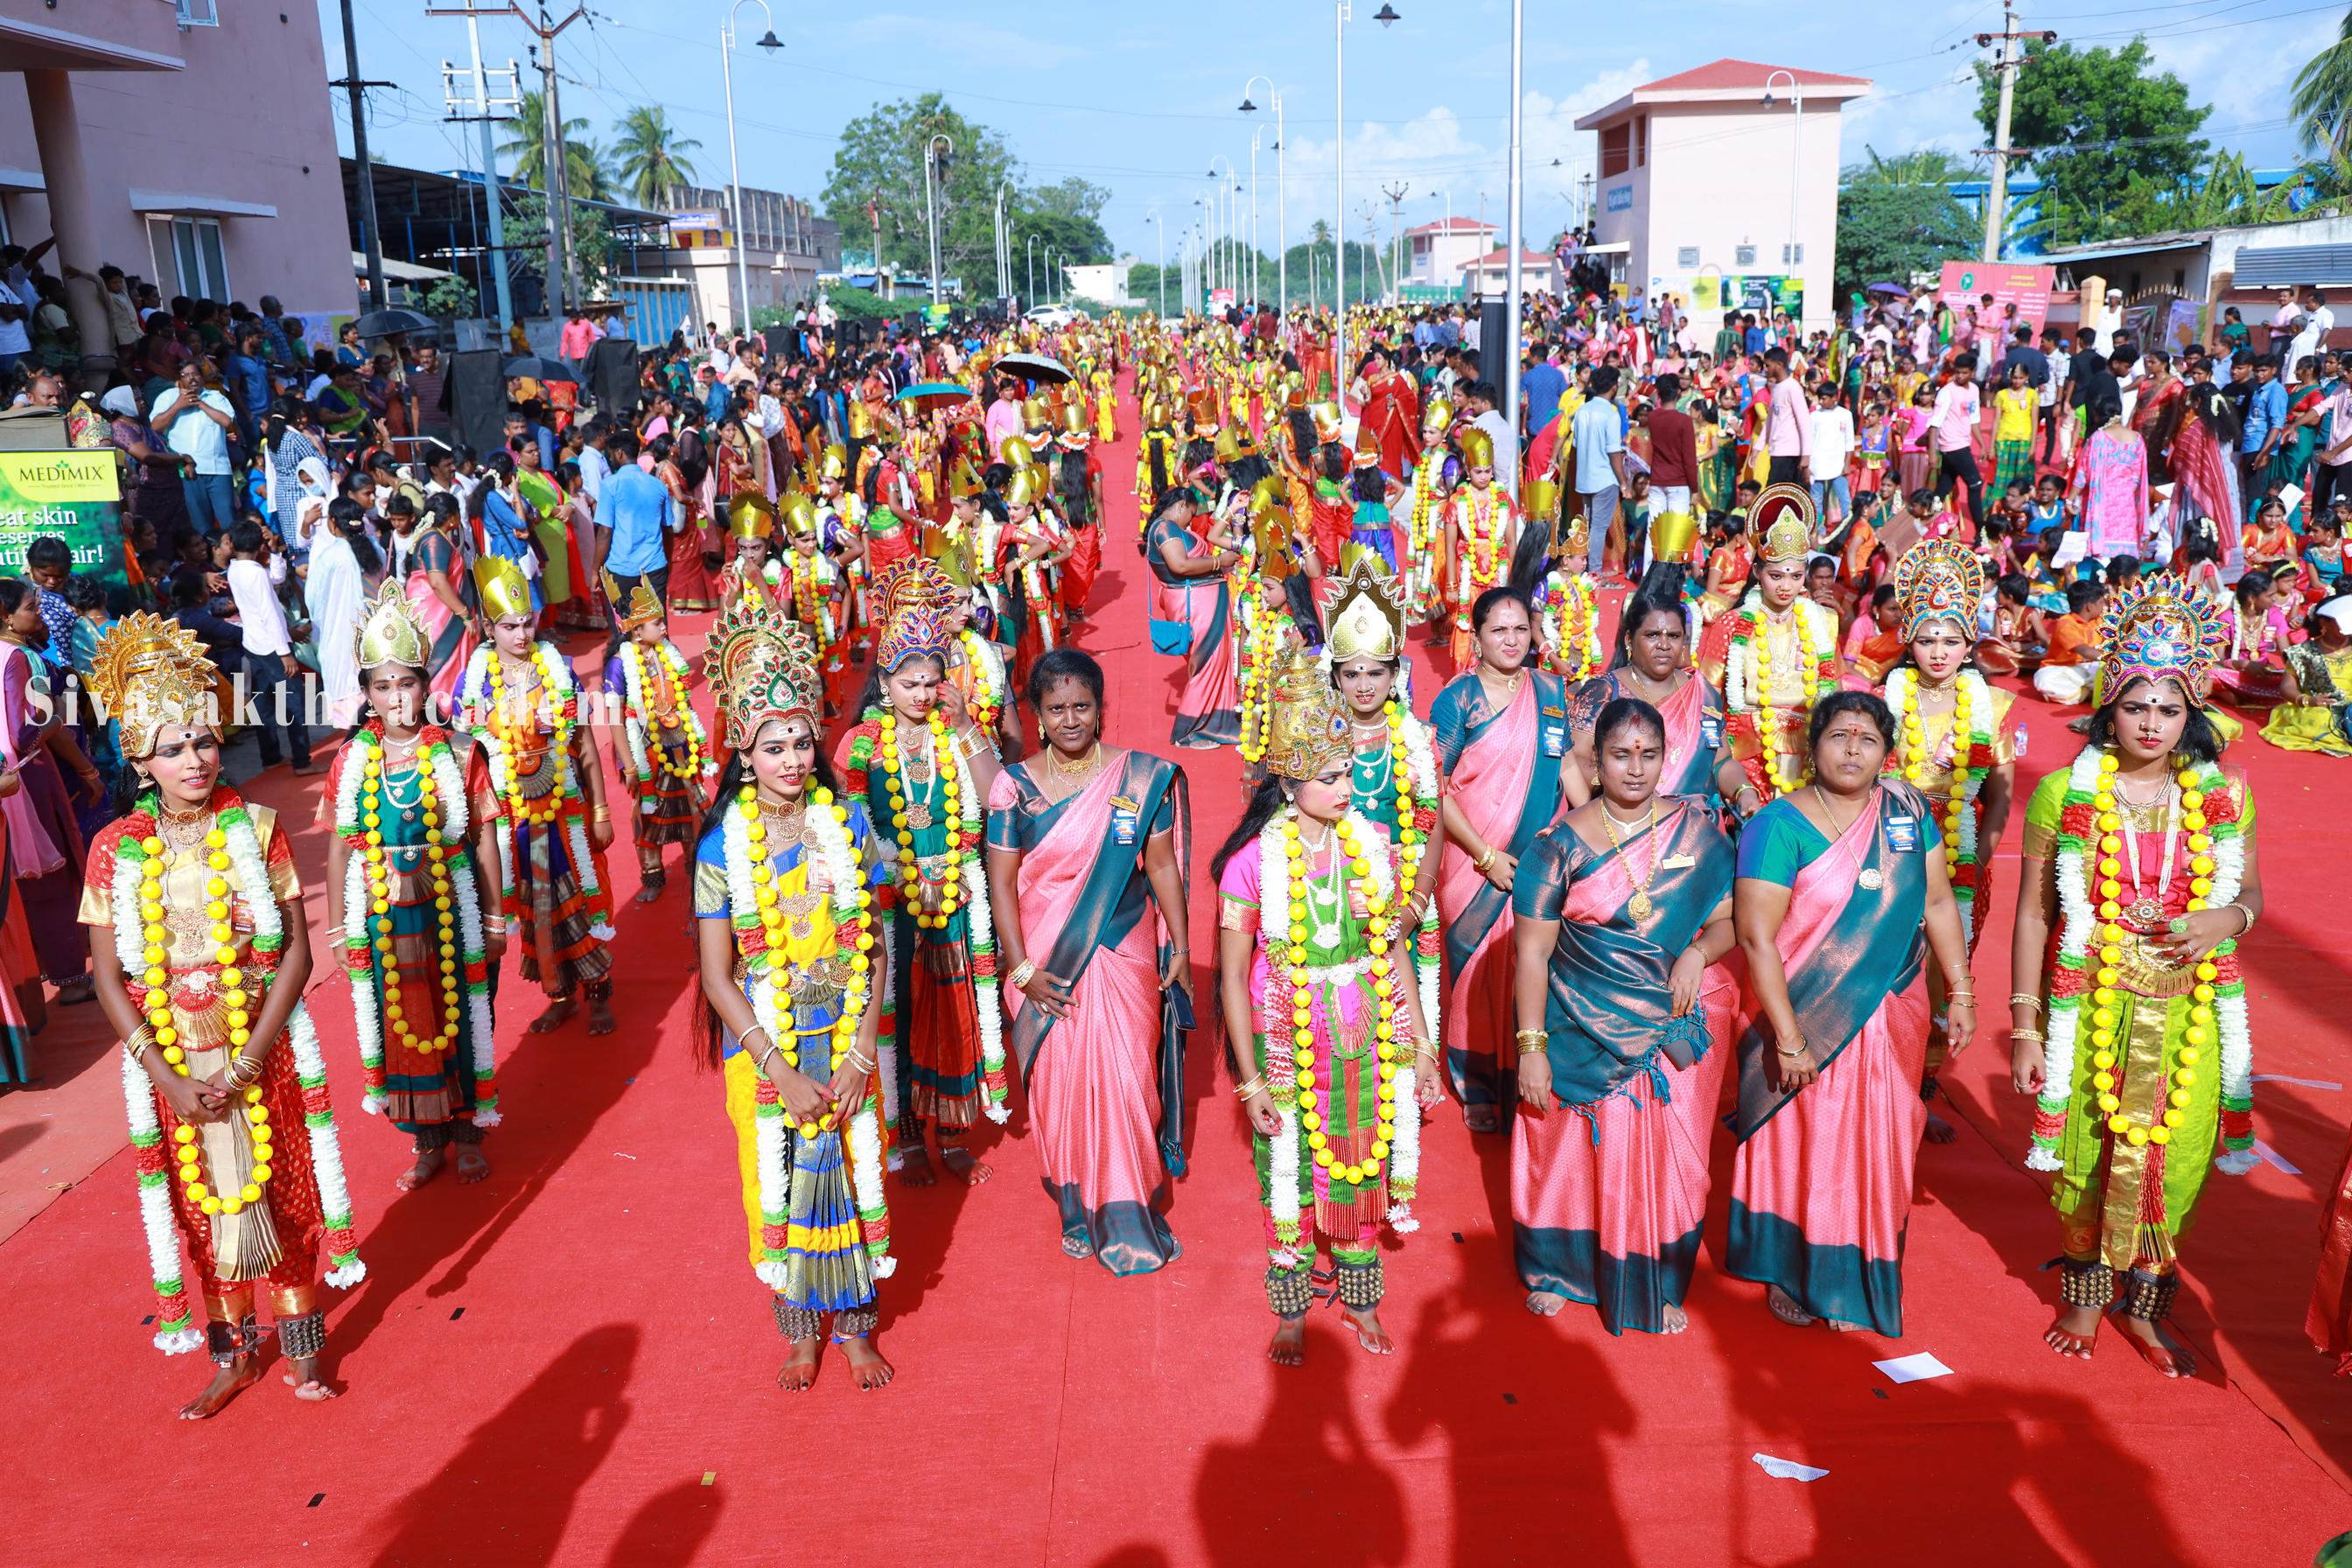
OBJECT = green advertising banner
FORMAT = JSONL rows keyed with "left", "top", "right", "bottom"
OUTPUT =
{"left": 0, "top": 450, "right": 125, "bottom": 586}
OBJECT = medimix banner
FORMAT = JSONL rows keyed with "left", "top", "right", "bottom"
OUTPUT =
{"left": 0, "top": 449, "right": 125, "bottom": 585}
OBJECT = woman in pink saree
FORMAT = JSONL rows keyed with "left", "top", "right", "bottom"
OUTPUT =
{"left": 1144, "top": 487, "right": 1245, "bottom": 749}
{"left": 406, "top": 494, "right": 479, "bottom": 724}
{"left": 1434, "top": 586, "right": 1565, "bottom": 1132}
{"left": 1729, "top": 691, "right": 1975, "bottom": 1334}
{"left": 985, "top": 650, "right": 1194, "bottom": 1273}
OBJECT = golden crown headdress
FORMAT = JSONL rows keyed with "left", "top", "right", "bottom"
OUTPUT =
{"left": 1325, "top": 554, "right": 1404, "bottom": 666}
{"left": 1422, "top": 395, "right": 1454, "bottom": 435}
{"left": 1750, "top": 482, "right": 1817, "bottom": 564}
{"left": 725, "top": 490, "right": 776, "bottom": 541}
{"left": 600, "top": 569, "right": 665, "bottom": 633}
{"left": 1458, "top": 426, "right": 1495, "bottom": 470}
{"left": 1004, "top": 466, "right": 1047, "bottom": 508}
{"left": 354, "top": 578, "right": 430, "bottom": 670}
{"left": 474, "top": 554, "right": 535, "bottom": 622}
{"left": 872, "top": 559, "right": 950, "bottom": 673}
{"left": 88, "top": 612, "right": 217, "bottom": 759}
{"left": 1892, "top": 540, "right": 1985, "bottom": 643}
{"left": 1264, "top": 648, "right": 1356, "bottom": 782}
{"left": 818, "top": 443, "right": 850, "bottom": 481}
{"left": 2096, "top": 571, "right": 2231, "bottom": 704}
{"left": 704, "top": 573, "right": 822, "bottom": 750}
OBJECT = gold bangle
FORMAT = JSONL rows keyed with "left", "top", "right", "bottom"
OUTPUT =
{"left": 1008, "top": 959, "right": 1038, "bottom": 991}
{"left": 1474, "top": 846, "right": 1498, "bottom": 873}
{"left": 2009, "top": 993, "right": 2044, "bottom": 1011}
{"left": 2227, "top": 900, "right": 2256, "bottom": 934}
{"left": 1233, "top": 1075, "right": 1269, "bottom": 1098}
{"left": 1775, "top": 1036, "right": 1810, "bottom": 1059}
{"left": 592, "top": 806, "right": 612, "bottom": 822}
{"left": 2011, "top": 1028, "right": 2047, "bottom": 1042}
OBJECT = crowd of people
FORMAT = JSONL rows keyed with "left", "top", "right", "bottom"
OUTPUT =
{"left": 6, "top": 259, "right": 2352, "bottom": 1418}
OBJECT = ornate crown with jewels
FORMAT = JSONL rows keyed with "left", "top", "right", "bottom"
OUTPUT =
{"left": 1751, "top": 482, "right": 1817, "bottom": 564}
{"left": 2096, "top": 571, "right": 2231, "bottom": 703}
{"left": 354, "top": 578, "right": 431, "bottom": 669}
{"left": 1264, "top": 648, "right": 1356, "bottom": 782}
{"left": 704, "top": 572, "right": 822, "bottom": 749}
{"left": 1892, "top": 539, "right": 1985, "bottom": 642}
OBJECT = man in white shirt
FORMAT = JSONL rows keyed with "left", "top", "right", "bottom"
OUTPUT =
{"left": 1570, "top": 367, "right": 1628, "bottom": 575}
{"left": 2292, "top": 288, "right": 2334, "bottom": 374}
{"left": 576, "top": 419, "right": 612, "bottom": 508}
{"left": 1808, "top": 380, "right": 1855, "bottom": 526}
{"left": 224, "top": 520, "right": 320, "bottom": 774}
{"left": 0, "top": 276, "right": 31, "bottom": 374}
{"left": 152, "top": 361, "right": 240, "bottom": 536}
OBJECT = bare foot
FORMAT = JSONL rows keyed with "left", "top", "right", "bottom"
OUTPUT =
{"left": 1062, "top": 1233, "right": 1096, "bottom": 1259}
{"left": 1768, "top": 1284, "right": 1815, "bottom": 1327}
{"left": 1662, "top": 1304, "right": 1689, "bottom": 1334}
{"left": 453, "top": 1144, "right": 491, "bottom": 1185}
{"left": 1462, "top": 1105, "right": 1500, "bottom": 1134}
{"left": 840, "top": 1334, "right": 895, "bottom": 1390}
{"left": 1341, "top": 1303, "right": 1396, "bottom": 1354}
{"left": 776, "top": 1336, "right": 821, "bottom": 1391}
{"left": 178, "top": 1355, "right": 261, "bottom": 1418}
{"left": 396, "top": 1147, "right": 445, "bottom": 1192}
{"left": 2118, "top": 1313, "right": 2197, "bottom": 1378}
{"left": 896, "top": 1145, "right": 938, "bottom": 1188}
{"left": 53, "top": 975, "right": 95, "bottom": 1005}
{"left": 2046, "top": 1305, "right": 2101, "bottom": 1359}
{"left": 588, "top": 997, "right": 617, "bottom": 1036}
{"left": 1823, "top": 1317, "right": 1866, "bottom": 1333}
{"left": 939, "top": 1146, "right": 991, "bottom": 1186}
{"left": 634, "top": 882, "right": 663, "bottom": 906}
{"left": 1923, "top": 1111, "right": 1958, "bottom": 1144}
{"left": 1525, "top": 1290, "right": 1567, "bottom": 1317}
{"left": 528, "top": 995, "right": 578, "bottom": 1033}
{"left": 284, "top": 1357, "right": 338, "bottom": 1401}
{"left": 1269, "top": 1317, "right": 1306, "bottom": 1367}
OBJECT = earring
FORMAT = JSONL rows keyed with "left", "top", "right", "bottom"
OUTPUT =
{"left": 1038, "top": 718, "right": 1047, "bottom": 742}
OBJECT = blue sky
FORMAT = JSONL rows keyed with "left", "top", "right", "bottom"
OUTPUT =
{"left": 326, "top": 0, "right": 2344, "bottom": 262}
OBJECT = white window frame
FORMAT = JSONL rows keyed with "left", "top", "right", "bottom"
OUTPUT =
{"left": 174, "top": 0, "right": 220, "bottom": 28}
{"left": 164, "top": 216, "right": 230, "bottom": 302}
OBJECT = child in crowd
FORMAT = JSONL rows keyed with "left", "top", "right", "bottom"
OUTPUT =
{"left": 2028, "top": 472, "right": 2069, "bottom": 537}
{"left": 1978, "top": 572, "right": 2048, "bottom": 676}
{"left": 2033, "top": 578, "right": 2110, "bottom": 704}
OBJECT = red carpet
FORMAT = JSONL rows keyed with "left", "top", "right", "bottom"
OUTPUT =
{"left": 5, "top": 370, "right": 2351, "bottom": 1566}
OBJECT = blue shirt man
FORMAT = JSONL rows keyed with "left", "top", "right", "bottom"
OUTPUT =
{"left": 2244, "top": 366, "right": 2289, "bottom": 456}
{"left": 1521, "top": 356, "right": 1568, "bottom": 438}
{"left": 601, "top": 460, "right": 676, "bottom": 576}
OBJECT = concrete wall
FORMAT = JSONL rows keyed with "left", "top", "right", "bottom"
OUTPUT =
{"left": 0, "top": 0, "right": 354, "bottom": 318}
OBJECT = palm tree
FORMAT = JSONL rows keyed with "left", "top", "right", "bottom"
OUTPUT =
{"left": 2294, "top": 9, "right": 2352, "bottom": 159}
{"left": 499, "top": 90, "right": 610, "bottom": 200}
{"left": 613, "top": 105, "right": 703, "bottom": 209}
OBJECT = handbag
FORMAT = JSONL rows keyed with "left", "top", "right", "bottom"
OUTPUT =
{"left": 1149, "top": 578, "right": 1194, "bottom": 655}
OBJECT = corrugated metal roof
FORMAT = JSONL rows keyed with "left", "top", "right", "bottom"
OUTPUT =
{"left": 2232, "top": 244, "right": 2352, "bottom": 289}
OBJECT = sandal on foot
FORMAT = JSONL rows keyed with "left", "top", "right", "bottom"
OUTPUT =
{"left": 1768, "top": 1287, "right": 1816, "bottom": 1328}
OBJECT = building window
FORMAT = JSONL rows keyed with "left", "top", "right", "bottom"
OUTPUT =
{"left": 1676, "top": 247, "right": 1699, "bottom": 269}
{"left": 1781, "top": 242, "right": 1804, "bottom": 265}
{"left": 171, "top": 217, "right": 229, "bottom": 303}
{"left": 1635, "top": 116, "right": 1647, "bottom": 168}
{"left": 1735, "top": 243, "right": 1756, "bottom": 267}
{"left": 1600, "top": 124, "right": 1629, "bottom": 178}
{"left": 174, "top": 0, "right": 220, "bottom": 25}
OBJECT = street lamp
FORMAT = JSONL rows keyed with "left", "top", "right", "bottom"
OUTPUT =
{"left": 1334, "top": 1, "right": 1402, "bottom": 404}
{"left": 1245, "top": 130, "right": 1263, "bottom": 307}
{"left": 1145, "top": 209, "right": 1166, "bottom": 318}
{"left": 1242, "top": 75, "right": 1286, "bottom": 312}
{"left": 1762, "top": 70, "right": 1803, "bottom": 310}
{"left": 1026, "top": 233, "right": 1039, "bottom": 307}
{"left": 1208, "top": 156, "right": 1237, "bottom": 304}
{"left": 1502, "top": 0, "right": 1523, "bottom": 499}
{"left": 921, "top": 132, "right": 953, "bottom": 308}
{"left": 719, "top": 1, "right": 782, "bottom": 334}
{"left": 993, "top": 178, "right": 1012, "bottom": 299}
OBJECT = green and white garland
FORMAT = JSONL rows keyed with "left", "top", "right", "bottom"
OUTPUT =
{"left": 618, "top": 641, "right": 718, "bottom": 793}
{"left": 461, "top": 643, "right": 615, "bottom": 942}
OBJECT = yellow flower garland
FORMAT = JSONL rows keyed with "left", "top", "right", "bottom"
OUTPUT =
{"left": 1753, "top": 605, "right": 1819, "bottom": 794}
{"left": 1900, "top": 676, "right": 1973, "bottom": 878}
{"left": 878, "top": 707, "right": 964, "bottom": 928}
{"left": 485, "top": 647, "right": 570, "bottom": 824}
{"left": 628, "top": 643, "right": 706, "bottom": 783}
{"left": 360, "top": 748, "right": 463, "bottom": 1053}
{"left": 741, "top": 783, "right": 875, "bottom": 1133}
{"left": 1283, "top": 815, "right": 1403, "bottom": 1185}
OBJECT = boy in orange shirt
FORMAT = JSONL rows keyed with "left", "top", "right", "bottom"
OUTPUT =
{"left": 2031, "top": 578, "right": 2107, "bottom": 703}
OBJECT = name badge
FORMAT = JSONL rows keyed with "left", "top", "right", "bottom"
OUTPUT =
{"left": 1701, "top": 715, "right": 1724, "bottom": 749}
{"left": 1110, "top": 796, "right": 1140, "bottom": 845}
{"left": 1661, "top": 853, "right": 1696, "bottom": 869}
{"left": 1542, "top": 724, "right": 1565, "bottom": 757}
{"left": 1886, "top": 814, "right": 1921, "bottom": 853}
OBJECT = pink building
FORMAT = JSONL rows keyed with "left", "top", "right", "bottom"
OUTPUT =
{"left": 1406, "top": 216, "right": 1496, "bottom": 290}
{"left": 1573, "top": 59, "right": 1869, "bottom": 333}
{"left": 0, "top": 0, "right": 353, "bottom": 368}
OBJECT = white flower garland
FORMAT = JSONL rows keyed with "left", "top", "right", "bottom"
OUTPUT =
{"left": 1885, "top": 667, "right": 1992, "bottom": 946}
{"left": 959, "top": 752, "right": 1008, "bottom": 1124}
{"left": 620, "top": 642, "right": 719, "bottom": 787}
{"left": 343, "top": 846, "right": 385, "bottom": 1113}
{"left": 2210, "top": 814, "right": 2258, "bottom": 1176}
{"left": 450, "top": 855, "right": 500, "bottom": 1127}
{"left": 2027, "top": 745, "right": 2104, "bottom": 1172}
{"left": 119, "top": 1050, "right": 204, "bottom": 1354}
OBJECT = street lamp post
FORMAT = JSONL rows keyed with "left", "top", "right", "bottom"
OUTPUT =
{"left": 993, "top": 178, "right": 1012, "bottom": 299}
{"left": 1245, "top": 131, "right": 1262, "bottom": 307}
{"left": 1242, "top": 76, "right": 1284, "bottom": 312}
{"left": 1147, "top": 210, "right": 1166, "bottom": 318}
{"left": 1762, "top": 70, "right": 1803, "bottom": 318}
{"left": 1208, "top": 156, "right": 1237, "bottom": 304}
{"left": 921, "top": 132, "right": 953, "bottom": 308}
{"left": 1334, "top": 4, "right": 1403, "bottom": 405}
{"left": 1026, "top": 234, "right": 1038, "bottom": 308}
{"left": 719, "top": 1, "right": 783, "bottom": 333}
{"left": 1502, "top": 0, "right": 1523, "bottom": 499}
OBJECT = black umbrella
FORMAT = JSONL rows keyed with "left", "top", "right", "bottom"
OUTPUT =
{"left": 501, "top": 354, "right": 582, "bottom": 383}
{"left": 354, "top": 307, "right": 436, "bottom": 338}
{"left": 994, "top": 352, "right": 1073, "bottom": 386}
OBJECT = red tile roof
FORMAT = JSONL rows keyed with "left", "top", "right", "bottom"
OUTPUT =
{"left": 1458, "top": 248, "right": 1560, "bottom": 270}
{"left": 1404, "top": 216, "right": 1497, "bottom": 236}
{"left": 1637, "top": 58, "right": 1870, "bottom": 93}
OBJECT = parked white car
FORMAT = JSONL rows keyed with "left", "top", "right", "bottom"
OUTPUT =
{"left": 1026, "top": 303, "right": 1089, "bottom": 328}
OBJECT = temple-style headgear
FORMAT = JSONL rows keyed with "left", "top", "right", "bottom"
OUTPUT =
{"left": 601, "top": 569, "right": 665, "bottom": 632}
{"left": 776, "top": 492, "right": 818, "bottom": 539}
{"left": 474, "top": 554, "right": 535, "bottom": 621}
{"left": 872, "top": 560, "right": 950, "bottom": 673}
{"left": 1309, "top": 402, "right": 1344, "bottom": 444}
{"left": 1214, "top": 424, "right": 1257, "bottom": 464}
{"left": 818, "top": 444, "right": 849, "bottom": 481}
{"left": 704, "top": 574, "right": 822, "bottom": 749}
{"left": 1352, "top": 419, "right": 1382, "bottom": 470}
{"left": 1522, "top": 476, "right": 1559, "bottom": 528}
{"left": 1059, "top": 401, "right": 1091, "bottom": 441}
{"left": 1892, "top": 540, "right": 1985, "bottom": 643}
{"left": 354, "top": 578, "right": 430, "bottom": 670}
{"left": 2096, "top": 572, "right": 2230, "bottom": 704}
{"left": 1252, "top": 508, "right": 1298, "bottom": 582}
{"left": 1555, "top": 504, "right": 1592, "bottom": 563}
{"left": 88, "top": 612, "right": 218, "bottom": 759}
{"left": 726, "top": 491, "right": 775, "bottom": 541}
{"left": 1422, "top": 396, "right": 1453, "bottom": 436}
{"left": 1325, "top": 555, "right": 1404, "bottom": 665}
{"left": 1459, "top": 426, "right": 1494, "bottom": 470}
{"left": 1264, "top": 648, "right": 1356, "bottom": 782}
{"left": 1000, "top": 435, "right": 1034, "bottom": 471}
{"left": 847, "top": 402, "right": 879, "bottom": 440}
{"left": 1750, "top": 483, "right": 1816, "bottom": 564}
{"left": 1021, "top": 395, "right": 1052, "bottom": 429}
{"left": 947, "top": 453, "right": 984, "bottom": 499}
{"left": 1004, "top": 466, "right": 1047, "bottom": 508}
{"left": 1187, "top": 389, "right": 1221, "bottom": 433}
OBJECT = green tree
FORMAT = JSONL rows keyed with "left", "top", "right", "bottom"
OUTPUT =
{"left": 1834, "top": 147, "right": 1981, "bottom": 297}
{"left": 1976, "top": 38, "right": 2211, "bottom": 247}
{"left": 612, "top": 105, "right": 702, "bottom": 209}
{"left": 821, "top": 94, "right": 1109, "bottom": 298}
{"left": 2294, "top": 8, "right": 2352, "bottom": 159}
{"left": 499, "top": 91, "right": 614, "bottom": 204}
{"left": 507, "top": 191, "right": 616, "bottom": 298}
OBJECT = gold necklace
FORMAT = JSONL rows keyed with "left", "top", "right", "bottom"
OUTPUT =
{"left": 1597, "top": 796, "right": 1661, "bottom": 920}
{"left": 1810, "top": 782, "right": 1868, "bottom": 841}
{"left": 1047, "top": 741, "right": 1103, "bottom": 780}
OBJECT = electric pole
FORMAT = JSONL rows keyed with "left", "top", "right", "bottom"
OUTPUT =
{"left": 332, "top": 0, "right": 395, "bottom": 311}
{"left": 1382, "top": 180, "right": 1410, "bottom": 301}
{"left": 1976, "top": 3, "right": 2058, "bottom": 263}
{"left": 436, "top": 31, "right": 522, "bottom": 331}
